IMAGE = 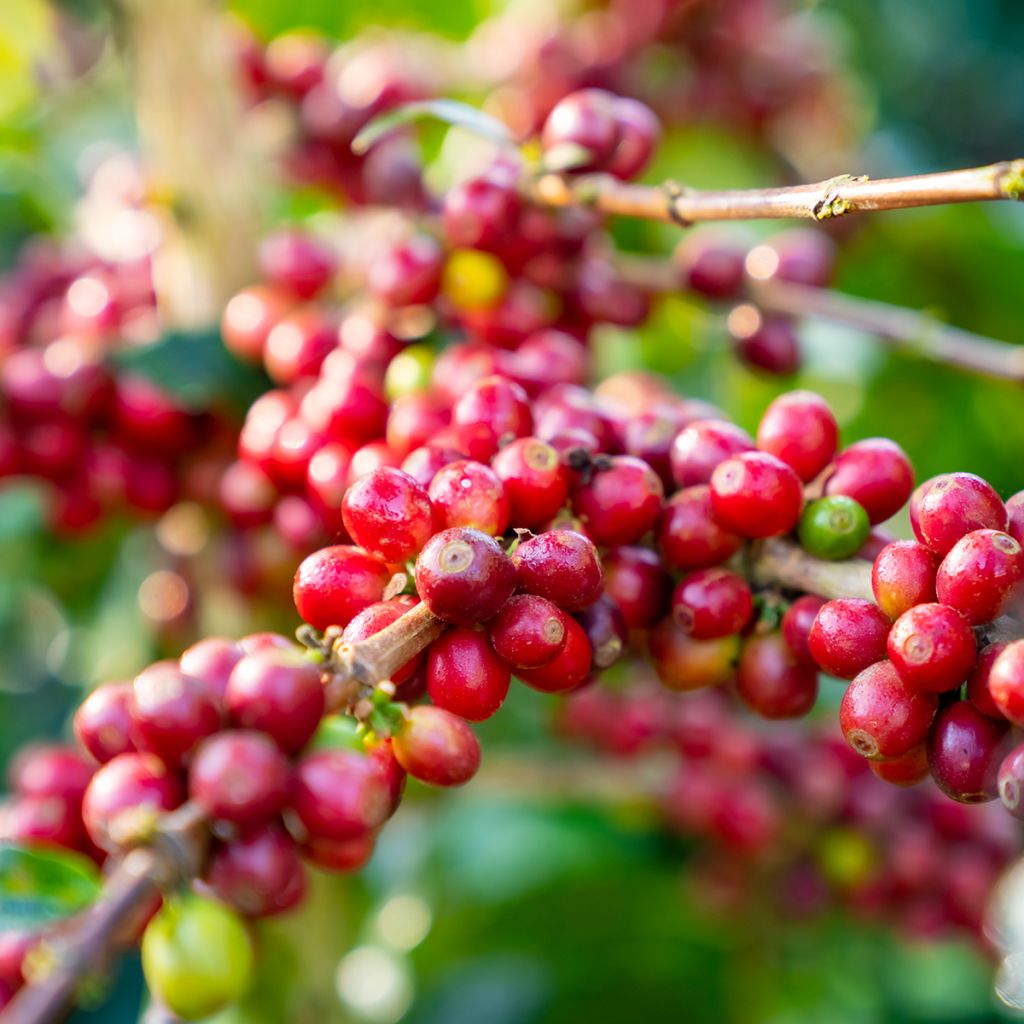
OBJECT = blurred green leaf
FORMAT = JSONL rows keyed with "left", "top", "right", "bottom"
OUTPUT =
{"left": 353, "top": 100, "right": 516, "bottom": 156}
{"left": 0, "top": 843, "right": 101, "bottom": 931}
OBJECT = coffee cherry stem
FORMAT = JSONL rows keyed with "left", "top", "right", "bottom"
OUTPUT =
{"left": 746, "top": 538, "right": 874, "bottom": 602}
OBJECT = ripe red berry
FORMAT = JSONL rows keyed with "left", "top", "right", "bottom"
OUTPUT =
{"left": 179, "top": 639, "right": 244, "bottom": 703}
{"left": 130, "top": 663, "right": 221, "bottom": 768}
{"left": 258, "top": 230, "right": 335, "bottom": 300}
{"left": 571, "top": 455, "right": 664, "bottom": 547}
{"left": 806, "top": 599, "right": 890, "bottom": 680}
{"left": 205, "top": 824, "right": 307, "bottom": 918}
{"left": 516, "top": 616, "right": 593, "bottom": 693}
{"left": 341, "top": 467, "right": 433, "bottom": 563}
{"left": 400, "top": 444, "right": 463, "bottom": 489}
{"left": 671, "top": 568, "right": 753, "bottom": 639}
{"left": 824, "top": 439, "right": 914, "bottom": 525}
{"left": 606, "top": 96, "right": 660, "bottom": 180}
{"left": 886, "top": 603, "right": 976, "bottom": 693}
{"left": 871, "top": 541, "right": 938, "bottom": 620}
{"left": 263, "top": 307, "right": 335, "bottom": 384}
{"left": 452, "top": 375, "right": 532, "bottom": 462}
{"left": 392, "top": 705, "right": 481, "bottom": 786}
{"left": 542, "top": 89, "right": 621, "bottom": 172}
{"left": 443, "top": 174, "right": 522, "bottom": 252}
{"left": 966, "top": 643, "right": 1007, "bottom": 720}
{"left": 839, "top": 660, "right": 938, "bottom": 759}
{"left": 428, "top": 459, "right": 510, "bottom": 536}
{"left": 733, "top": 317, "right": 801, "bottom": 376}
{"left": 927, "top": 701, "right": 1009, "bottom": 803}
{"left": 225, "top": 649, "right": 325, "bottom": 754}
{"left": 869, "top": 744, "right": 929, "bottom": 787}
{"left": 780, "top": 595, "right": 826, "bottom": 666}
{"left": 1006, "top": 490, "right": 1024, "bottom": 545}
{"left": 935, "top": 529, "right": 1024, "bottom": 624}
{"left": 0, "top": 795, "right": 84, "bottom": 851}
{"left": 488, "top": 594, "right": 567, "bottom": 669}
{"left": 676, "top": 233, "right": 746, "bottom": 299}
{"left": 658, "top": 485, "right": 743, "bottom": 570}
{"left": 736, "top": 633, "right": 818, "bottom": 719}
{"left": 574, "top": 598, "right": 628, "bottom": 671}
{"left": 649, "top": 617, "right": 739, "bottom": 691}
{"left": 340, "top": 599, "right": 423, "bottom": 684}
{"left": 997, "top": 743, "right": 1024, "bottom": 820}
{"left": 491, "top": 438, "right": 568, "bottom": 528}
{"left": 221, "top": 286, "right": 289, "bottom": 363}
{"left": 293, "top": 545, "right": 390, "bottom": 631}
{"left": 710, "top": 451, "right": 803, "bottom": 538}
{"left": 913, "top": 472, "right": 1006, "bottom": 555}
{"left": 414, "top": 527, "right": 515, "bottom": 625}
{"left": 74, "top": 683, "right": 136, "bottom": 763}
{"left": 756, "top": 391, "right": 838, "bottom": 483}
{"left": 289, "top": 750, "right": 394, "bottom": 841}
{"left": 987, "top": 640, "right": 1024, "bottom": 725}
{"left": 512, "top": 529, "right": 603, "bottom": 611}
{"left": 189, "top": 731, "right": 290, "bottom": 832}
{"left": 602, "top": 545, "right": 673, "bottom": 629}
{"left": 82, "top": 753, "right": 183, "bottom": 852}
{"left": 670, "top": 420, "right": 753, "bottom": 489}
{"left": 303, "top": 832, "right": 376, "bottom": 873}
{"left": 427, "top": 627, "right": 511, "bottom": 721}
{"left": 7, "top": 746, "right": 93, "bottom": 808}
{"left": 367, "top": 236, "right": 442, "bottom": 307}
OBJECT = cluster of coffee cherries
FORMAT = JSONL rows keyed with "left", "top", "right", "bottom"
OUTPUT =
{"left": 560, "top": 678, "right": 1017, "bottom": 941}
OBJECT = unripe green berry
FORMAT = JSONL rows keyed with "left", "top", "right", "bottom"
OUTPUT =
{"left": 798, "top": 495, "right": 870, "bottom": 560}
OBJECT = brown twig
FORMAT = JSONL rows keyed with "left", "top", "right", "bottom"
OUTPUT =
{"left": 528, "top": 159, "right": 1024, "bottom": 225}
{"left": 748, "top": 539, "right": 874, "bottom": 602}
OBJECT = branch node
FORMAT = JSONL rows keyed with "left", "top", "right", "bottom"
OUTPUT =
{"left": 813, "top": 174, "right": 867, "bottom": 220}
{"left": 999, "top": 159, "right": 1024, "bottom": 201}
{"left": 663, "top": 180, "right": 693, "bottom": 227}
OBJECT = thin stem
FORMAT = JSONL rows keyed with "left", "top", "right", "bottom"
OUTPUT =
{"left": 748, "top": 538, "right": 874, "bottom": 601}
{"left": 528, "top": 159, "right": 1024, "bottom": 225}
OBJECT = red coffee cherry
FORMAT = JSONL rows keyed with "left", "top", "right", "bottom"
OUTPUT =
{"left": 670, "top": 420, "right": 753, "bottom": 489}
{"left": 736, "top": 633, "right": 818, "bottom": 719}
{"left": 966, "top": 643, "right": 1007, "bottom": 720}
{"left": 221, "top": 285, "right": 290, "bottom": 363}
{"left": 130, "top": 663, "right": 221, "bottom": 769}
{"left": 225, "top": 649, "right": 325, "bottom": 754}
{"left": 400, "top": 444, "right": 463, "bottom": 489}
{"left": 491, "top": 438, "right": 568, "bottom": 528}
{"left": 341, "top": 467, "right": 433, "bottom": 563}
{"left": 676, "top": 232, "right": 747, "bottom": 300}
{"left": 7, "top": 746, "right": 93, "bottom": 808}
{"left": 427, "top": 626, "right": 511, "bottom": 721}
{"left": 732, "top": 316, "right": 801, "bottom": 376}
{"left": 392, "top": 705, "right": 481, "bottom": 787}
{"left": 205, "top": 823, "right": 307, "bottom": 918}
{"left": 488, "top": 594, "right": 567, "bottom": 669}
{"left": 871, "top": 541, "right": 938, "bottom": 620}
{"left": 516, "top": 616, "right": 592, "bottom": 693}
{"left": 179, "top": 639, "right": 244, "bottom": 703}
{"left": 605, "top": 96, "right": 660, "bottom": 180}
{"left": 442, "top": 174, "right": 522, "bottom": 252}
{"left": 869, "top": 744, "right": 929, "bottom": 787}
{"left": 987, "top": 640, "right": 1024, "bottom": 725}
{"left": 0, "top": 795, "right": 85, "bottom": 851}
{"left": 571, "top": 455, "right": 664, "bottom": 547}
{"left": 710, "top": 451, "right": 803, "bottom": 538}
{"left": 303, "top": 832, "right": 376, "bottom": 873}
{"left": 541, "top": 89, "right": 621, "bottom": 172}
{"left": 574, "top": 598, "right": 628, "bottom": 670}
{"left": 997, "top": 743, "right": 1024, "bottom": 820}
{"left": 780, "top": 595, "right": 826, "bottom": 666}
{"left": 452, "top": 375, "right": 532, "bottom": 462}
{"left": 913, "top": 472, "right": 1007, "bottom": 555}
{"left": 189, "top": 731, "right": 290, "bottom": 833}
{"left": 839, "top": 661, "right": 938, "bottom": 759}
{"left": 414, "top": 527, "right": 515, "bottom": 625}
{"left": 367, "top": 236, "right": 443, "bottom": 307}
{"left": 293, "top": 545, "right": 390, "bottom": 630}
{"left": 807, "top": 599, "right": 890, "bottom": 679}
{"left": 886, "top": 603, "right": 976, "bottom": 693}
{"left": 649, "top": 617, "right": 739, "bottom": 691}
{"left": 935, "top": 529, "right": 1024, "bottom": 624}
{"left": 429, "top": 459, "right": 510, "bottom": 536}
{"left": 263, "top": 307, "right": 335, "bottom": 384}
{"left": 82, "top": 753, "right": 183, "bottom": 852}
{"left": 671, "top": 568, "right": 753, "bottom": 639}
{"left": 1006, "top": 490, "right": 1024, "bottom": 545}
{"left": 340, "top": 599, "right": 423, "bottom": 684}
{"left": 289, "top": 750, "right": 394, "bottom": 841}
{"left": 600, "top": 545, "right": 671, "bottom": 629}
{"left": 658, "top": 485, "right": 743, "bottom": 570}
{"left": 512, "top": 529, "right": 603, "bottom": 611}
{"left": 927, "top": 701, "right": 1009, "bottom": 803}
{"left": 824, "top": 439, "right": 914, "bottom": 524}
{"left": 74, "top": 683, "right": 137, "bottom": 764}
{"left": 258, "top": 229, "right": 335, "bottom": 300}
{"left": 756, "top": 391, "right": 838, "bottom": 483}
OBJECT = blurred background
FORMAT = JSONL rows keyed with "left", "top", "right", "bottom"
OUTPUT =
{"left": 2, "top": 0, "right": 1024, "bottom": 1021}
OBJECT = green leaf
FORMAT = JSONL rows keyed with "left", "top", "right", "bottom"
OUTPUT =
{"left": 352, "top": 100, "right": 516, "bottom": 155}
{"left": 0, "top": 843, "right": 102, "bottom": 931}
{"left": 110, "top": 328, "right": 271, "bottom": 414}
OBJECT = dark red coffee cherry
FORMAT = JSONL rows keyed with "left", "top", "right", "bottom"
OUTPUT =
{"left": 0, "top": 795, "right": 85, "bottom": 851}
{"left": 676, "top": 232, "right": 746, "bottom": 300}
{"left": 605, "top": 96, "right": 660, "bottom": 180}
{"left": 340, "top": 599, "right": 423, "bottom": 685}
{"left": 732, "top": 316, "right": 801, "bottom": 376}
{"left": 541, "top": 88, "right": 621, "bottom": 172}
{"left": 927, "top": 701, "right": 1009, "bottom": 803}
{"left": 671, "top": 568, "right": 753, "bottom": 640}
{"left": 303, "top": 832, "right": 376, "bottom": 873}
{"left": 442, "top": 174, "right": 522, "bottom": 252}
{"left": 414, "top": 527, "right": 515, "bottom": 625}
{"left": 179, "top": 638, "right": 244, "bottom": 703}
{"left": 392, "top": 705, "right": 481, "bottom": 786}
{"left": 781, "top": 595, "right": 826, "bottom": 666}
{"left": 736, "top": 633, "right": 818, "bottom": 719}
{"left": 603, "top": 545, "right": 673, "bottom": 629}
{"left": 427, "top": 626, "right": 511, "bottom": 721}
{"left": 512, "top": 529, "right": 603, "bottom": 611}
{"left": 258, "top": 229, "right": 335, "bottom": 300}
{"left": 74, "top": 683, "right": 136, "bottom": 763}
{"left": 571, "top": 455, "right": 664, "bottom": 547}
{"left": 868, "top": 744, "right": 929, "bottom": 787}
{"left": 710, "top": 451, "right": 803, "bottom": 538}
{"left": 987, "top": 640, "right": 1024, "bottom": 725}
{"left": 516, "top": 616, "right": 592, "bottom": 693}
{"left": 658, "top": 485, "right": 743, "bottom": 570}
{"left": 670, "top": 420, "right": 753, "bottom": 489}
{"left": 886, "top": 602, "right": 976, "bottom": 693}
{"left": 452, "top": 375, "right": 532, "bottom": 462}
{"left": 293, "top": 545, "right": 390, "bottom": 630}
{"left": 649, "top": 617, "right": 739, "bottom": 691}
{"left": 341, "top": 467, "right": 433, "bottom": 563}
{"left": 1006, "top": 490, "right": 1024, "bottom": 545}
{"left": 7, "top": 746, "right": 93, "bottom": 807}
{"left": 130, "top": 662, "right": 221, "bottom": 769}
{"left": 289, "top": 749, "right": 393, "bottom": 840}
{"left": 824, "top": 439, "right": 914, "bottom": 525}
{"left": 488, "top": 594, "right": 567, "bottom": 669}
{"left": 225, "top": 649, "right": 325, "bottom": 754}
{"left": 82, "top": 753, "right": 183, "bottom": 852}
{"left": 997, "top": 743, "right": 1024, "bottom": 820}
{"left": 807, "top": 598, "right": 890, "bottom": 679}
{"left": 367, "top": 236, "right": 442, "bottom": 307}
{"left": 189, "top": 731, "right": 290, "bottom": 833}
{"left": 871, "top": 541, "right": 938, "bottom": 620}
{"left": 756, "top": 390, "right": 838, "bottom": 482}
{"left": 574, "top": 598, "right": 628, "bottom": 671}
{"left": 491, "top": 438, "right": 568, "bottom": 528}
{"left": 967, "top": 643, "right": 1007, "bottom": 720}
{"left": 914, "top": 472, "right": 1006, "bottom": 555}
{"left": 935, "top": 529, "right": 1024, "bottom": 625}
{"left": 839, "top": 660, "right": 938, "bottom": 759}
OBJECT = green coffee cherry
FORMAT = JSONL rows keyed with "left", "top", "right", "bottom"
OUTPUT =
{"left": 384, "top": 344, "right": 435, "bottom": 399}
{"left": 798, "top": 495, "right": 870, "bottom": 560}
